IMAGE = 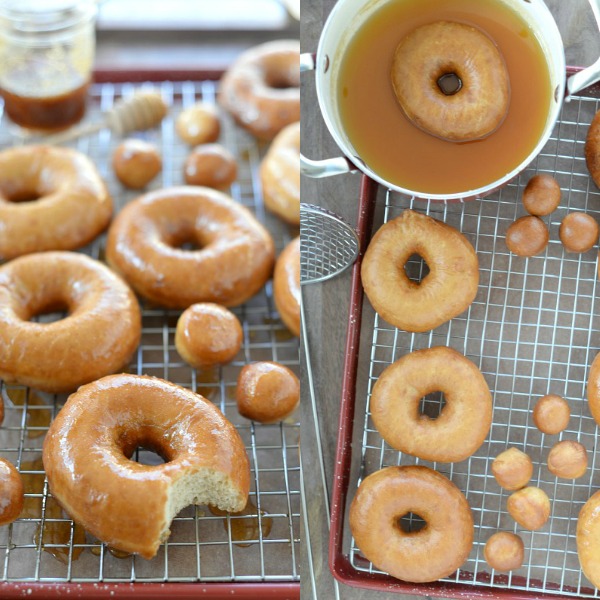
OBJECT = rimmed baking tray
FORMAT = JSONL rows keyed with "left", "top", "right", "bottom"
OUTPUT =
{"left": 0, "top": 79, "right": 300, "bottom": 599}
{"left": 329, "top": 75, "right": 600, "bottom": 598}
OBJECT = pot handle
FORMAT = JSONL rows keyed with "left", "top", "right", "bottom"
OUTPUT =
{"left": 300, "top": 52, "right": 358, "bottom": 178}
{"left": 566, "top": 0, "right": 600, "bottom": 99}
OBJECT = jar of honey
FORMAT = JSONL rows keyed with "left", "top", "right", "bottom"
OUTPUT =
{"left": 0, "top": 0, "right": 97, "bottom": 131}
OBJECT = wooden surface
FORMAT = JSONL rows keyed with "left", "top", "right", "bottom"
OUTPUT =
{"left": 299, "top": 1, "right": 600, "bottom": 599}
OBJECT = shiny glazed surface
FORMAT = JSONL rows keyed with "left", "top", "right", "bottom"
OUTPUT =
{"left": 361, "top": 210, "right": 479, "bottom": 332}
{"left": 0, "top": 251, "right": 141, "bottom": 393}
{"left": 577, "top": 489, "right": 600, "bottom": 588}
{"left": 219, "top": 40, "right": 300, "bottom": 140}
{"left": 0, "top": 145, "right": 112, "bottom": 260}
{"left": 42, "top": 374, "right": 250, "bottom": 559}
{"left": 349, "top": 465, "right": 474, "bottom": 583}
{"left": 112, "top": 139, "right": 162, "bottom": 190}
{"left": 183, "top": 144, "right": 238, "bottom": 189}
{"left": 370, "top": 346, "right": 492, "bottom": 462}
{"left": 586, "top": 352, "right": 600, "bottom": 426}
{"left": 105, "top": 186, "right": 275, "bottom": 308}
{"left": 585, "top": 108, "right": 600, "bottom": 188}
{"left": 260, "top": 121, "right": 300, "bottom": 225}
{"left": 175, "top": 102, "right": 221, "bottom": 146}
{"left": 273, "top": 236, "right": 300, "bottom": 337}
{"left": 0, "top": 458, "right": 23, "bottom": 525}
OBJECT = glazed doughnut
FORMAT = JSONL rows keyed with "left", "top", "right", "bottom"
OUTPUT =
{"left": 559, "top": 212, "right": 599, "bottom": 253}
{"left": 273, "top": 237, "right": 300, "bottom": 337}
{"left": 505, "top": 216, "right": 549, "bottom": 257}
{"left": 507, "top": 487, "right": 550, "bottom": 531}
{"left": 371, "top": 346, "right": 492, "bottom": 462}
{"left": 106, "top": 186, "right": 275, "bottom": 309}
{"left": 522, "top": 174, "right": 561, "bottom": 216}
{"left": 585, "top": 108, "right": 600, "bottom": 188}
{"left": 547, "top": 440, "right": 588, "bottom": 479}
{"left": 484, "top": 532, "right": 524, "bottom": 572}
{"left": 491, "top": 448, "right": 533, "bottom": 491}
{"left": 260, "top": 122, "right": 300, "bottom": 225}
{"left": 42, "top": 374, "right": 250, "bottom": 559}
{"left": 578, "top": 490, "right": 600, "bottom": 588}
{"left": 112, "top": 139, "right": 162, "bottom": 189}
{"left": 236, "top": 361, "right": 300, "bottom": 423}
{"left": 0, "top": 252, "right": 141, "bottom": 393}
{"left": 362, "top": 210, "right": 479, "bottom": 332}
{"left": 175, "top": 303, "right": 243, "bottom": 369}
{"left": 0, "top": 145, "right": 112, "bottom": 260}
{"left": 391, "top": 21, "right": 510, "bottom": 142}
{"left": 183, "top": 144, "right": 238, "bottom": 189}
{"left": 349, "top": 465, "right": 474, "bottom": 583}
{"left": 587, "top": 352, "right": 600, "bottom": 426}
{"left": 219, "top": 40, "right": 300, "bottom": 140}
{"left": 176, "top": 103, "right": 220, "bottom": 145}
{"left": 533, "top": 394, "right": 570, "bottom": 434}
{"left": 0, "top": 458, "right": 23, "bottom": 525}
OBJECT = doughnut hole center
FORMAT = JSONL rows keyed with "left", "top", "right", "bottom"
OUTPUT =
{"left": 163, "top": 226, "right": 205, "bottom": 252}
{"left": 404, "top": 253, "right": 430, "bottom": 284}
{"left": 131, "top": 447, "right": 167, "bottom": 466}
{"left": 396, "top": 512, "right": 427, "bottom": 534}
{"left": 264, "top": 67, "right": 300, "bottom": 90}
{"left": 437, "top": 72, "right": 462, "bottom": 96}
{"left": 419, "top": 391, "right": 446, "bottom": 420}
{"left": 27, "top": 298, "right": 71, "bottom": 324}
{"left": 0, "top": 183, "right": 43, "bottom": 203}
{"left": 121, "top": 432, "right": 174, "bottom": 466}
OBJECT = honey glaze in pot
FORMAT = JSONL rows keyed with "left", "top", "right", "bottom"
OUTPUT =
{"left": 332, "top": 0, "right": 555, "bottom": 196}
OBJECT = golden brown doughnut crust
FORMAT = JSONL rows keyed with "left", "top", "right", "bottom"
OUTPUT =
{"left": 0, "top": 458, "right": 23, "bottom": 525}
{"left": 0, "top": 251, "right": 141, "bottom": 393}
{"left": 587, "top": 352, "right": 600, "bottom": 426}
{"left": 219, "top": 40, "right": 300, "bottom": 140}
{"left": 559, "top": 212, "right": 599, "bottom": 253}
{"left": 176, "top": 103, "right": 221, "bottom": 146}
{"left": 578, "top": 489, "right": 600, "bottom": 588}
{"left": 533, "top": 394, "right": 570, "bottom": 434}
{"left": 112, "top": 139, "right": 162, "bottom": 189}
{"left": 236, "top": 361, "right": 300, "bottom": 423}
{"left": 547, "top": 440, "right": 588, "bottom": 479}
{"left": 491, "top": 448, "right": 533, "bottom": 491}
{"left": 362, "top": 210, "right": 479, "bottom": 332}
{"left": 43, "top": 374, "right": 250, "bottom": 559}
{"left": 585, "top": 109, "right": 600, "bottom": 188}
{"left": 349, "top": 465, "right": 474, "bottom": 583}
{"left": 106, "top": 186, "right": 275, "bottom": 308}
{"left": 175, "top": 303, "right": 242, "bottom": 369}
{"left": 484, "top": 532, "right": 524, "bottom": 572}
{"left": 371, "top": 346, "right": 492, "bottom": 462}
{"left": 183, "top": 144, "right": 238, "bottom": 189}
{"left": 273, "top": 237, "right": 300, "bottom": 337}
{"left": 522, "top": 174, "right": 561, "bottom": 216}
{"left": 507, "top": 487, "right": 550, "bottom": 531}
{"left": 260, "top": 122, "right": 300, "bottom": 225}
{"left": 505, "top": 216, "right": 549, "bottom": 257}
{"left": 391, "top": 21, "right": 509, "bottom": 142}
{"left": 0, "top": 145, "right": 112, "bottom": 260}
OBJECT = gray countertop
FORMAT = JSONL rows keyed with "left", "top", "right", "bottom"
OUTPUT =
{"left": 300, "top": 1, "right": 600, "bottom": 599}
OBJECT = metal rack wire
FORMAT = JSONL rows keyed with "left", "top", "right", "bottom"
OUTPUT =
{"left": 0, "top": 81, "right": 300, "bottom": 585}
{"left": 348, "top": 93, "right": 600, "bottom": 596}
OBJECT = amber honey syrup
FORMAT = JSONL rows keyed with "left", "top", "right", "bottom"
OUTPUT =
{"left": 337, "top": 0, "right": 553, "bottom": 194}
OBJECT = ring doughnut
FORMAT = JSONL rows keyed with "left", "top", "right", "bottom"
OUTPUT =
{"left": 391, "top": 21, "right": 510, "bottom": 142}
{"left": 361, "top": 210, "right": 479, "bottom": 332}
{"left": 273, "top": 237, "right": 300, "bottom": 337}
{"left": 106, "top": 186, "right": 275, "bottom": 309}
{"left": 0, "top": 251, "right": 141, "bottom": 393}
{"left": 260, "top": 122, "right": 300, "bottom": 225}
{"left": 43, "top": 374, "right": 250, "bottom": 559}
{"left": 585, "top": 108, "right": 600, "bottom": 188}
{"left": 0, "top": 145, "right": 112, "bottom": 260}
{"left": 219, "top": 40, "right": 300, "bottom": 140}
{"left": 349, "top": 465, "right": 474, "bottom": 583}
{"left": 0, "top": 458, "right": 23, "bottom": 525}
{"left": 578, "top": 490, "right": 600, "bottom": 588}
{"left": 587, "top": 352, "right": 600, "bottom": 426}
{"left": 371, "top": 346, "right": 492, "bottom": 462}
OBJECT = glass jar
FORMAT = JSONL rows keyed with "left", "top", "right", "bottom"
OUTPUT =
{"left": 0, "top": 0, "right": 97, "bottom": 131}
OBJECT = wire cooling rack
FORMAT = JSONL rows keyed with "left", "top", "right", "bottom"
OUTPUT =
{"left": 342, "top": 91, "right": 600, "bottom": 597}
{"left": 0, "top": 81, "right": 300, "bottom": 590}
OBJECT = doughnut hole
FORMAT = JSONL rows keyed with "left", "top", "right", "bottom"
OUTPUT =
{"left": 507, "top": 487, "right": 550, "bottom": 531}
{"left": 484, "top": 532, "right": 524, "bottom": 572}
{"left": 112, "top": 139, "right": 162, "bottom": 189}
{"left": 404, "top": 253, "right": 431, "bottom": 284}
{"left": 0, "top": 172, "right": 56, "bottom": 204}
{"left": 532, "top": 394, "right": 570, "bottom": 434}
{"left": 491, "top": 448, "right": 533, "bottom": 491}
{"left": 397, "top": 511, "right": 427, "bottom": 534}
{"left": 175, "top": 103, "right": 221, "bottom": 145}
{"left": 559, "top": 212, "right": 599, "bottom": 253}
{"left": 236, "top": 361, "right": 299, "bottom": 424}
{"left": 183, "top": 144, "right": 238, "bottom": 189}
{"left": 547, "top": 440, "right": 588, "bottom": 479}
{"left": 505, "top": 216, "right": 549, "bottom": 256}
{"left": 522, "top": 174, "right": 561, "bottom": 216}
{"left": 419, "top": 391, "right": 446, "bottom": 420}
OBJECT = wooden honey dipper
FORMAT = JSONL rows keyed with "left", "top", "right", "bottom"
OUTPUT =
{"left": 30, "top": 91, "right": 168, "bottom": 145}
